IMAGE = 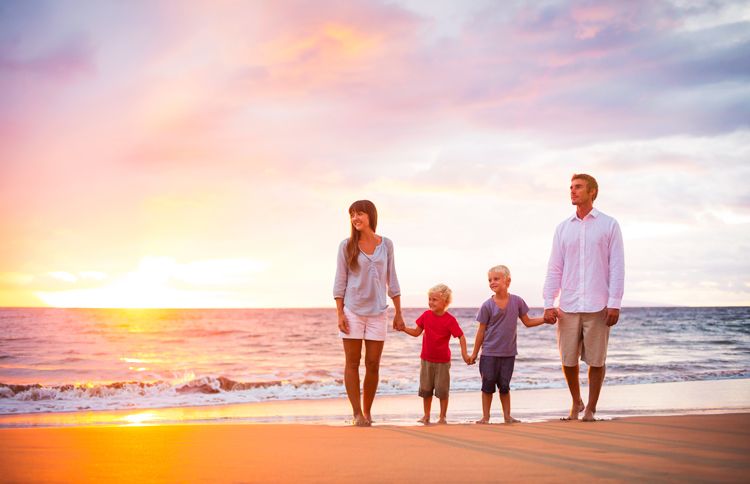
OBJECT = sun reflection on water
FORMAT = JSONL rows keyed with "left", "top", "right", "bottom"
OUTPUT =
{"left": 123, "top": 412, "right": 158, "bottom": 426}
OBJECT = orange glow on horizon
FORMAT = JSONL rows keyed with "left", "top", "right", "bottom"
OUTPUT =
{"left": 33, "top": 256, "right": 270, "bottom": 309}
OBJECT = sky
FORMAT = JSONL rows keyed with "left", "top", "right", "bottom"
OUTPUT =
{"left": 1, "top": 0, "right": 749, "bottom": 308}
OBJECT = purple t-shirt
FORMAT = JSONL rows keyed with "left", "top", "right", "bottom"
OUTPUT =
{"left": 475, "top": 294, "right": 529, "bottom": 357}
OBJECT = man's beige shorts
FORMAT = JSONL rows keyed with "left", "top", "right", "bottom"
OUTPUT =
{"left": 557, "top": 309, "right": 610, "bottom": 367}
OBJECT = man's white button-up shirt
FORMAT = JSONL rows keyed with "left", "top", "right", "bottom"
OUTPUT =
{"left": 543, "top": 208, "right": 624, "bottom": 313}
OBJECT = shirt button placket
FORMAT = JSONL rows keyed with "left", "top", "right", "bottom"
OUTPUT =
{"left": 579, "top": 220, "right": 586, "bottom": 312}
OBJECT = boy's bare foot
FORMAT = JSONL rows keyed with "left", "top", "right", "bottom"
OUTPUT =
{"left": 363, "top": 413, "right": 373, "bottom": 425}
{"left": 504, "top": 417, "right": 520, "bottom": 424}
{"left": 437, "top": 417, "right": 447, "bottom": 424}
{"left": 475, "top": 417, "right": 490, "bottom": 424}
{"left": 417, "top": 416, "right": 430, "bottom": 424}
{"left": 582, "top": 410, "right": 597, "bottom": 422}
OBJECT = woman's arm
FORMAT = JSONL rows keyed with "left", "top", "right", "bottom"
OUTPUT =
{"left": 391, "top": 295, "right": 405, "bottom": 330}
{"left": 335, "top": 297, "right": 348, "bottom": 334}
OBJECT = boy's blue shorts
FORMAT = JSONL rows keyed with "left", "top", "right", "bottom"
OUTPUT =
{"left": 479, "top": 355, "right": 515, "bottom": 395}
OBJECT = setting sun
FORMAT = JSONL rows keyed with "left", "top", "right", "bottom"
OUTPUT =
{"left": 35, "top": 256, "right": 270, "bottom": 308}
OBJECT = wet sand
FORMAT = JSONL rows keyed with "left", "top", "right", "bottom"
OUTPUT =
{"left": 1, "top": 413, "right": 748, "bottom": 483}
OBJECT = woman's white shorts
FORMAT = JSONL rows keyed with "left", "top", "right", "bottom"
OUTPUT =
{"left": 340, "top": 307, "right": 388, "bottom": 341}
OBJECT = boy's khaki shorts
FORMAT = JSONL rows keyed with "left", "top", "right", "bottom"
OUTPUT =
{"left": 419, "top": 359, "right": 451, "bottom": 399}
{"left": 557, "top": 309, "right": 610, "bottom": 367}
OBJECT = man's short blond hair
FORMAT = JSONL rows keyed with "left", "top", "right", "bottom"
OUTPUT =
{"left": 572, "top": 173, "right": 598, "bottom": 201}
{"left": 488, "top": 265, "right": 511, "bottom": 278}
{"left": 428, "top": 283, "right": 452, "bottom": 305}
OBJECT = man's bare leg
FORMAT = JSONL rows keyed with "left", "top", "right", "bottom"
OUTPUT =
{"left": 562, "top": 365, "right": 585, "bottom": 420}
{"left": 583, "top": 365, "right": 605, "bottom": 422}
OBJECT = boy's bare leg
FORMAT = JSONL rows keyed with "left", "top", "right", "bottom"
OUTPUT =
{"left": 438, "top": 397, "right": 448, "bottom": 424}
{"left": 562, "top": 364, "right": 585, "bottom": 420}
{"left": 343, "top": 339, "right": 367, "bottom": 426}
{"left": 499, "top": 392, "right": 520, "bottom": 423}
{"left": 583, "top": 365, "right": 605, "bottom": 422}
{"left": 476, "top": 392, "right": 493, "bottom": 423}
{"left": 418, "top": 396, "right": 432, "bottom": 424}
{"left": 362, "top": 339, "right": 384, "bottom": 424}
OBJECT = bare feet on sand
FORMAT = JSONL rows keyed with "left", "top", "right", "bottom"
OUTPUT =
{"left": 475, "top": 417, "right": 490, "bottom": 424}
{"left": 560, "top": 400, "right": 586, "bottom": 421}
{"left": 352, "top": 415, "right": 370, "bottom": 427}
{"left": 437, "top": 417, "right": 447, "bottom": 424}
{"left": 417, "top": 416, "right": 430, "bottom": 425}
{"left": 582, "top": 407, "right": 597, "bottom": 422}
{"left": 504, "top": 417, "right": 521, "bottom": 424}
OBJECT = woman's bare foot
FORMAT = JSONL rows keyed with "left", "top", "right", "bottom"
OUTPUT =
{"left": 475, "top": 417, "right": 490, "bottom": 424}
{"left": 504, "top": 416, "right": 520, "bottom": 424}
{"left": 417, "top": 415, "right": 430, "bottom": 424}
{"left": 437, "top": 417, "right": 447, "bottom": 424}
{"left": 353, "top": 414, "right": 370, "bottom": 427}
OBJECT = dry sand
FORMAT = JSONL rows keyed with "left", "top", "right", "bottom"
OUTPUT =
{"left": 1, "top": 413, "right": 748, "bottom": 483}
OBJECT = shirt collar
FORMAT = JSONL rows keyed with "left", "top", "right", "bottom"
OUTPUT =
{"left": 570, "top": 207, "right": 600, "bottom": 222}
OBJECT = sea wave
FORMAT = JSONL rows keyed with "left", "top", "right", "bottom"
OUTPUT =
{"left": 2, "top": 369, "right": 749, "bottom": 415}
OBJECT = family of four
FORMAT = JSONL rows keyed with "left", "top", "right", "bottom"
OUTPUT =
{"left": 333, "top": 173, "right": 625, "bottom": 426}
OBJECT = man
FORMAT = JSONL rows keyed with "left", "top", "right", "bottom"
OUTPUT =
{"left": 543, "top": 174, "right": 624, "bottom": 421}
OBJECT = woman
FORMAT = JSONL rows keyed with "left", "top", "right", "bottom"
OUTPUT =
{"left": 333, "top": 200, "right": 404, "bottom": 426}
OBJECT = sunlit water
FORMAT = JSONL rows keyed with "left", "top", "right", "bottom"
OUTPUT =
{"left": 1, "top": 307, "right": 748, "bottom": 414}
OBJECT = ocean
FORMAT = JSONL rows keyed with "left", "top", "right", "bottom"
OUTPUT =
{"left": 1, "top": 306, "right": 749, "bottom": 418}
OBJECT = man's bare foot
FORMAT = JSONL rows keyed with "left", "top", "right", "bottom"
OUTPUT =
{"left": 417, "top": 415, "right": 430, "bottom": 424}
{"left": 363, "top": 413, "right": 373, "bottom": 425}
{"left": 437, "top": 417, "right": 447, "bottom": 424}
{"left": 504, "top": 417, "right": 520, "bottom": 424}
{"left": 562, "top": 399, "right": 586, "bottom": 420}
{"left": 475, "top": 417, "right": 490, "bottom": 424}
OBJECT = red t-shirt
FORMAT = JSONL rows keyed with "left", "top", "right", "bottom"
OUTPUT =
{"left": 416, "top": 310, "right": 464, "bottom": 363}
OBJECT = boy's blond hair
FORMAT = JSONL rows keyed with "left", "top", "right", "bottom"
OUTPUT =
{"left": 428, "top": 283, "right": 452, "bottom": 305}
{"left": 488, "top": 265, "right": 511, "bottom": 278}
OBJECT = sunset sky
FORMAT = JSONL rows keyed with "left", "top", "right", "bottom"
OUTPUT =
{"left": 1, "top": 0, "right": 748, "bottom": 308}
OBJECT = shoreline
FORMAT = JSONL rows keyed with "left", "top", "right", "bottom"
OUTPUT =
{"left": 2, "top": 378, "right": 748, "bottom": 429}
{"left": 1, "top": 413, "right": 748, "bottom": 482}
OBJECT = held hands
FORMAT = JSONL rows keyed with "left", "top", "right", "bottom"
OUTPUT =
{"left": 392, "top": 312, "right": 405, "bottom": 331}
{"left": 543, "top": 308, "right": 559, "bottom": 325}
{"left": 605, "top": 308, "right": 620, "bottom": 327}
{"left": 464, "top": 353, "right": 477, "bottom": 365}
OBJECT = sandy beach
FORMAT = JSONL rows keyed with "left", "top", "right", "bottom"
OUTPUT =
{"left": 1, "top": 412, "right": 748, "bottom": 483}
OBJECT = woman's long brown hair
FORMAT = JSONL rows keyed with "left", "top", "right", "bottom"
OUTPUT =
{"left": 346, "top": 200, "right": 378, "bottom": 271}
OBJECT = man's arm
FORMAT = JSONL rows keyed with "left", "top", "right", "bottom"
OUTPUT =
{"left": 607, "top": 220, "right": 625, "bottom": 326}
{"left": 543, "top": 225, "right": 564, "bottom": 310}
